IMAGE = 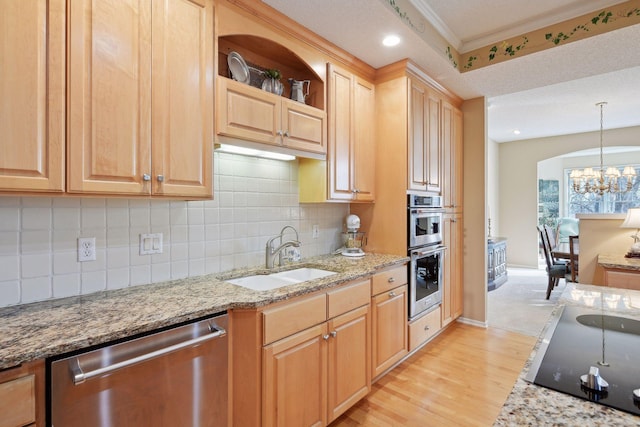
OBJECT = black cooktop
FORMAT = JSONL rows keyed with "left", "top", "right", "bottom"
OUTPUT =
{"left": 528, "top": 305, "right": 640, "bottom": 416}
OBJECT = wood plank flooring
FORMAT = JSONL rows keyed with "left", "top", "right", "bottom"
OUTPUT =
{"left": 330, "top": 322, "right": 536, "bottom": 427}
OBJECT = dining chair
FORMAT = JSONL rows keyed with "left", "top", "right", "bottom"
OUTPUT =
{"left": 538, "top": 226, "right": 567, "bottom": 299}
{"left": 538, "top": 225, "right": 569, "bottom": 270}
{"left": 569, "top": 235, "right": 579, "bottom": 282}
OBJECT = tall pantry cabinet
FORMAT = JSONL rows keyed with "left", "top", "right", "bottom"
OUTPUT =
{"left": 0, "top": 0, "right": 65, "bottom": 192}
{"left": 67, "top": 0, "right": 213, "bottom": 197}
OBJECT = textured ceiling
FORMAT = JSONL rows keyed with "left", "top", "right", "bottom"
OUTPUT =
{"left": 263, "top": 0, "right": 640, "bottom": 143}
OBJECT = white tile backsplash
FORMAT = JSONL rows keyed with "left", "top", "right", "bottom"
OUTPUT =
{"left": 0, "top": 153, "right": 348, "bottom": 307}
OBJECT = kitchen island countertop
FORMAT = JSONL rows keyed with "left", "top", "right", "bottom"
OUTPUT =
{"left": 0, "top": 253, "right": 407, "bottom": 370}
{"left": 495, "top": 283, "right": 640, "bottom": 426}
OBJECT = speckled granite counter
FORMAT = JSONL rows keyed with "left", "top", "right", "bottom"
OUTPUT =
{"left": 598, "top": 253, "right": 640, "bottom": 271}
{"left": 495, "top": 283, "right": 640, "bottom": 426}
{"left": 0, "top": 253, "right": 407, "bottom": 370}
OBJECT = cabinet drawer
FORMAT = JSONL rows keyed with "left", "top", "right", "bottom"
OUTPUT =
{"left": 0, "top": 374, "right": 35, "bottom": 427}
{"left": 327, "top": 279, "right": 370, "bottom": 318}
{"left": 263, "top": 293, "right": 327, "bottom": 345}
{"left": 409, "top": 306, "right": 441, "bottom": 351}
{"left": 372, "top": 265, "right": 407, "bottom": 296}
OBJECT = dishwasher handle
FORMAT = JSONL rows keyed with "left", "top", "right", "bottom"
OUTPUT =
{"left": 71, "top": 325, "right": 226, "bottom": 385}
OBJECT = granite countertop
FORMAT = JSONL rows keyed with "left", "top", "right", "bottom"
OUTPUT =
{"left": 0, "top": 253, "right": 408, "bottom": 370}
{"left": 495, "top": 283, "right": 640, "bottom": 426}
{"left": 598, "top": 253, "right": 640, "bottom": 271}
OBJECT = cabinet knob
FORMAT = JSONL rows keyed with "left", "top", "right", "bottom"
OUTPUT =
{"left": 424, "top": 325, "right": 430, "bottom": 331}
{"left": 389, "top": 291, "right": 396, "bottom": 298}
{"left": 157, "top": 175, "right": 164, "bottom": 183}
{"left": 323, "top": 334, "right": 330, "bottom": 340}
{"left": 284, "top": 130, "right": 289, "bottom": 138}
{"left": 276, "top": 130, "right": 283, "bottom": 136}
{"left": 330, "top": 331, "right": 337, "bottom": 338}
{"left": 388, "top": 277, "right": 395, "bottom": 283}
{"left": 142, "top": 174, "right": 151, "bottom": 182}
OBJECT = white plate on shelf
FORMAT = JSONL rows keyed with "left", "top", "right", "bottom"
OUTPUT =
{"left": 227, "top": 51, "right": 250, "bottom": 84}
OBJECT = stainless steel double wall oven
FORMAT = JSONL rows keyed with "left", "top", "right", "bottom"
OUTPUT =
{"left": 408, "top": 193, "right": 445, "bottom": 320}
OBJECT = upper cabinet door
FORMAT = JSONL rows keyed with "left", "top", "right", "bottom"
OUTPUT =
{"left": 281, "top": 99, "right": 326, "bottom": 155}
{"left": 0, "top": 0, "right": 65, "bottom": 192}
{"left": 353, "top": 77, "right": 375, "bottom": 202}
{"left": 408, "top": 81, "right": 426, "bottom": 191}
{"left": 151, "top": 0, "right": 213, "bottom": 197}
{"left": 67, "top": 0, "right": 152, "bottom": 195}
{"left": 328, "top": 64, "right": 354, "bottom": 200}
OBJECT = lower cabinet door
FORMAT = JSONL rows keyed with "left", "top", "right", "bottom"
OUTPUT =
{"left": 263, "top": 323, "right": 328, "bottom": 427}
{"left": 371, "top": 285, "right": 408, "bottom": 379}
{"left": 327, "top": 305, "right": 371, "bottom": 423}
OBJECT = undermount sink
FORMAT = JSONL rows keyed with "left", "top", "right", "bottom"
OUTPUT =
{"left": 227, "top": 268, "right": 337, "bottom": 291}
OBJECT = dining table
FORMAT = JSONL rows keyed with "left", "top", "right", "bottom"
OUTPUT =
{"left": 552, "top": 237, "right": 579, "bottom": 282}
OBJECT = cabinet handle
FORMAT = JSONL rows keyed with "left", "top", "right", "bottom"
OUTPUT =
{"left": 323, "top": 334, "right": 330, "bottom": 340}
{"left": 142, "top": 174, "right": 151, "bottom": 182}
{"left": 276, "top": 130, "right": 283, "bottom": 136}
{"left": 388, "top": 277, "right": 395, "bottom": 283}
{"left": 330, "top": 331, "right": 337, "bottom": 338}
{"left": 389, "top": 291, "right": 396, "bottom": 298}
{"left": 424, "top": 325, "right": 430, "bottom": 331}
{"left": 284, "top": 130, "right": 289, "bottom": 138}
{"left": 157, "top": 175, "right": 164, "bottom": 183}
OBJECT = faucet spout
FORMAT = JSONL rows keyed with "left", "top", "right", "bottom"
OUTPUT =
{"left": 265, "top": 226, "right": 301, "bottom": 268}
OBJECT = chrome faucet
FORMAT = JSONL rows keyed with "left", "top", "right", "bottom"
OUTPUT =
{"left": 266, "top": 225, "right": 301, "bottom": 268}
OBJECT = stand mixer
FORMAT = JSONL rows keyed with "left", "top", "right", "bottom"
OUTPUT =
{"left": 341, "top": 214, "right": 366, "bottom": 257}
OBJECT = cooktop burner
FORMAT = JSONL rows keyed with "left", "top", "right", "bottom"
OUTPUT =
{"left": 526, "top": 305, "right": 640, "bottom": 416}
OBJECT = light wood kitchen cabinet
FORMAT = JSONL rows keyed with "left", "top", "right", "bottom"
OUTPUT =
{"left": 233, "top": 278, "right": 371, "bottom": 427}
{"left": 442, "top": 213, "right": 463, "bottom": 326}
{"left": 409, "top": 78, "right": 441, "bottom": 193}
{"left": 216, "top": 77, "right": 326, "bottom": 156}
{"left": 0, "top": 0, "right": 65, "bottom": 193}
{"left": 0, "top": 360, "right": 45, "bottom": 427}
{"left": 371, "top": 266, "right": 408, "bottom": 379}
{"left": 326, "top": 64, "right": 375, "bottom": 201}
{"left": 442, "top": 101, "right": 464, "bottom": 212}
{"left": 408, "top": 305, "right": 441, "bottom": 351}
{"left": 298, "top": 64, "right": 375, "bottom": 202}
{"left": 67, "top": 0, "right": 213, "bottom": 198}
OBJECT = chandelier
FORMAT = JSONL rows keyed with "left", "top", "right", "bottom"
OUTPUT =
{"left": 569, "top": 102, "right": 636, "bottom": 196}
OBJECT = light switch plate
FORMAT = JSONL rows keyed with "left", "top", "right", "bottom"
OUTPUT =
{"left": 140, "top": 233, "right": 163, "bottom": 255}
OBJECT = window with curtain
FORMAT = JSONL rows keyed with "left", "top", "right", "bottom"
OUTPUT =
{"left": 566, "top": 165, "right": 640, "bottom": 215}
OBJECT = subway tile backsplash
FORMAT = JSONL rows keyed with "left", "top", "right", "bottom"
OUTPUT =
{"left": 0, "top": 153, "right": 348, "bottom": 307}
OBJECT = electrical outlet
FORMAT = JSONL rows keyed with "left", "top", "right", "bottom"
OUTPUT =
{"left": 312, "top": 225, "right": 319, "bottom": 238}
{"left": 77, "top": 237, "right": 96, "bottom": 262}
{"left": 140, "top": 233, "right": 163, "bottom": 255}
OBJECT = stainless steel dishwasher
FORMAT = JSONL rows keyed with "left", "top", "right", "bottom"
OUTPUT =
{"left": 49, "top": 312, "right": 228, "bottom": 427}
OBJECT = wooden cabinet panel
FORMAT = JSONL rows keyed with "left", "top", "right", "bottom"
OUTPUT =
{"left": 0, "top": 0, "right": 65, "bottom": 192}
{"left": 283, "top": 100, "right": 326, "bottom": 154}
{"left": 68, "top": 0, "right": 212, "bottom": 197}
{"left": 371, "top": 284, "right": 408, "bottom": 379}
{"left": 327, "top": 305, "right": 370, "bottom": 423}
{"left": 263, "top": 323, "right": 328, "bottom": 427}
{"left": 442, "top": 213, "right": 463, "bottom": 326}
{"left": 327, "top": 279, "right": 370, "bottom": 319}
{"left": 68, "top": 0, "right": 152, "bottom": 194}
{"left": 0, "top": 360, "right": 44, "bottom": 427}
{"left": 443, "top": 101, "right": 463, "bottom": 211}
{"left": 408, "top": 305, "right": 441, "bottom": 351}
{"left": 151, "top": 0, "right": 213, "bottom": 197}
{"left": 263, "top": 293, "right": 327, "bottom": 345}
{"left": 408, "top": 77, "right": 442, "bottom": 193}
{"left": 216, "top": 77, "right": 280, "bottom": 145}
{"left": 371, "top": 265, "right": 408, "bottom": 296}
{"left": 603, "top": 269, "right": 640, "bottom": 289}
{"left": 322, "top": 63, "right": 375, "bottom": 202}
{"left": 216, "top": 77, "right": 326, "bottom": 155}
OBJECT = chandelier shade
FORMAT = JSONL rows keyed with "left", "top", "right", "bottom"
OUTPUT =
{"left": 569, "top": 102, "right": 636, "bottom": 196}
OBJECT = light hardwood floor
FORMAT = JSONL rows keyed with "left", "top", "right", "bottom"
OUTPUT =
{"left": 330, "top": 322, "right": 536, "bottom": 426}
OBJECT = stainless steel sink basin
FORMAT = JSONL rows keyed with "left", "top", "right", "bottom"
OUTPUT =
{"left": 227, "top": 267, "right": 337, "bottom": 291}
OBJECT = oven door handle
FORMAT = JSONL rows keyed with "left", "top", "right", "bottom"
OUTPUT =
{"left": 410, "top": 209, "right": 443, "bottom": 214}
{"left": 413, "top": 246, "right": 447, "bottom": 257}
{"left": 70, "top": 325, "right": 227, "bottom": 385}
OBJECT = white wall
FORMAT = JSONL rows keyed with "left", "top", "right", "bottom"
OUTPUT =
{"left": 499, "top": 125, "right": 640, "bottom": 268}
{"left": 0, "top": 153, "right": 348, "bottom": 307}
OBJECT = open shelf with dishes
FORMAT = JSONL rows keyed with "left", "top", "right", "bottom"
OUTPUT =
{"left": 218, "top": 35, "right": 324, "bottom": 110}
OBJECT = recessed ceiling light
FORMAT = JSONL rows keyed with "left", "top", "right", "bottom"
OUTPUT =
{"left": 382, "top": 35, "right": 400, "bottom": 47}
{"left": 513, "top": 129, "right": 521, "bottom": 135}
